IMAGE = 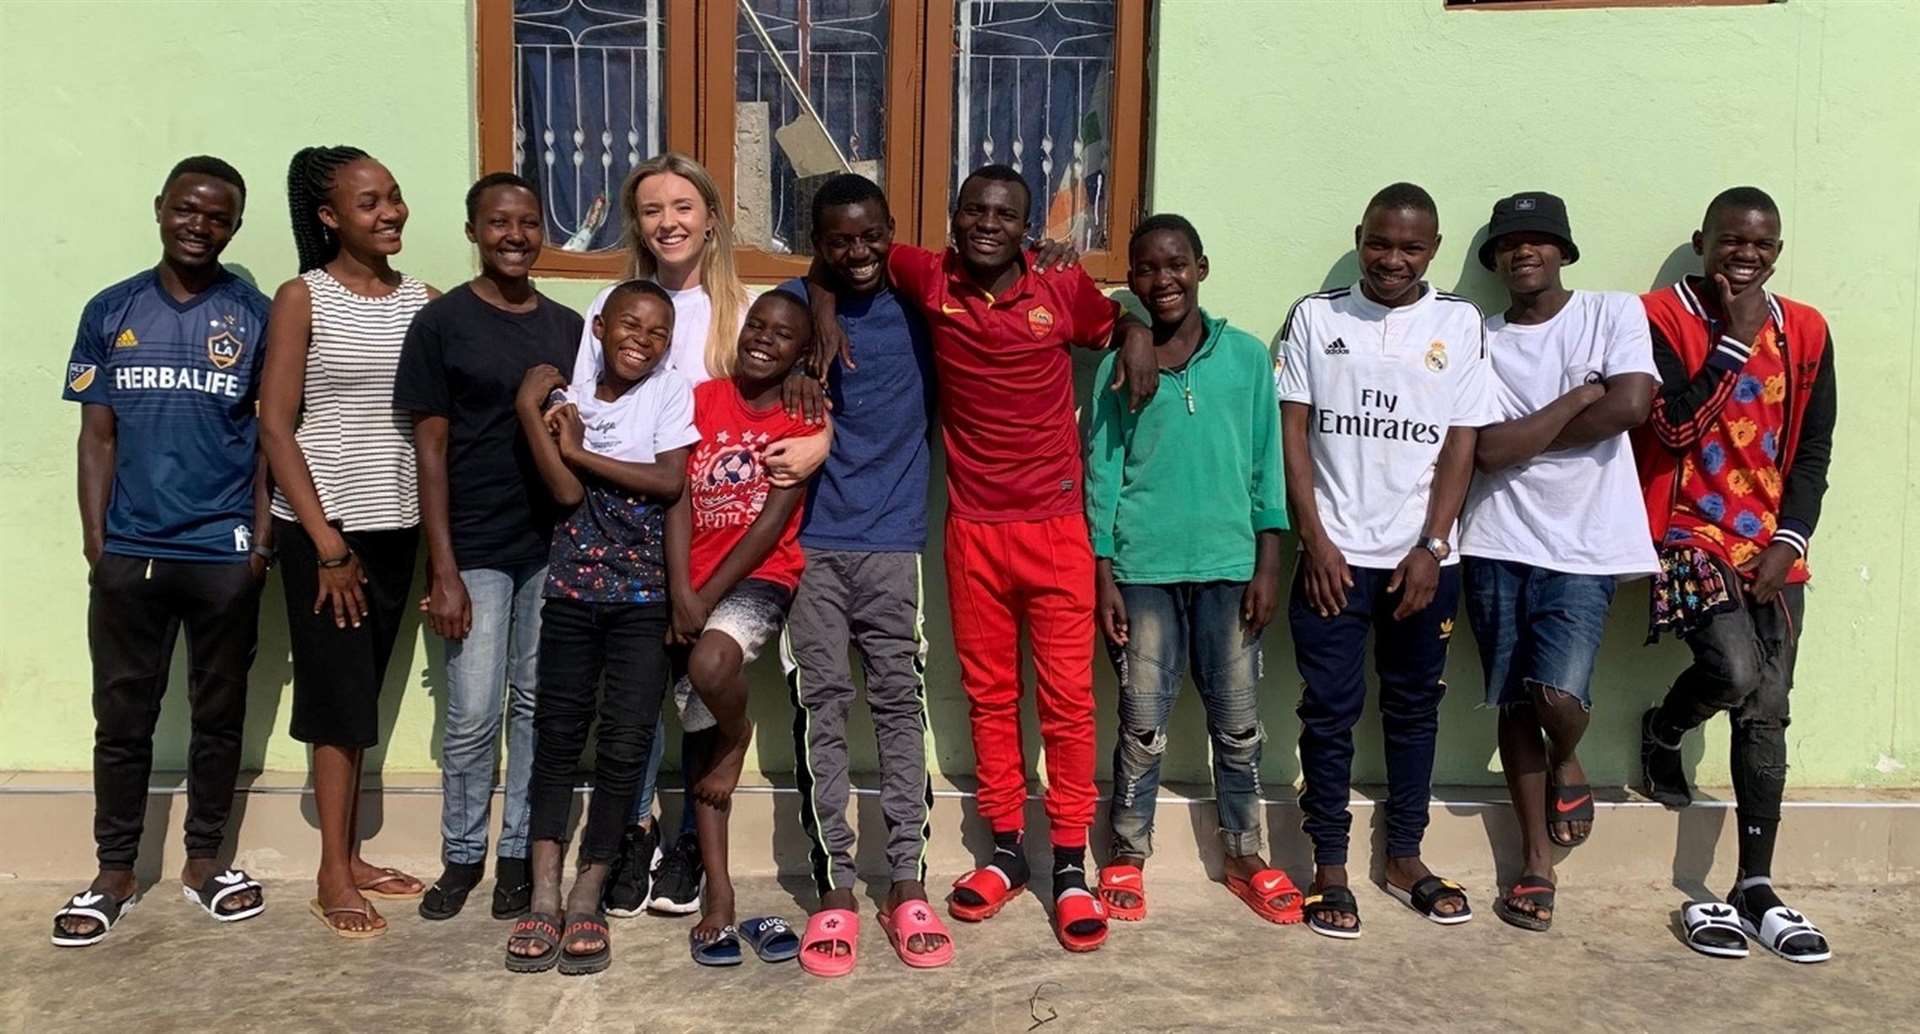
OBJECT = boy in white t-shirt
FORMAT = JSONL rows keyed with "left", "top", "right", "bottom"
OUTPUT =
{"left": 1457, "top": 192, "right": 1659, "bottom": 933}
{"left": 504, "top": 280, "right": 700, "bottom": 975}
{"left": 1275, "top": 183, "right": 1499, "bottom": 939}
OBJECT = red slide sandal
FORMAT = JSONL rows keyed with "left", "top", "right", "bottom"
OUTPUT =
{"left": 949, "top": 867, "right": 1026, "bottom": 923}
{"left": 1226, "top": 868, "right": 1304, "bottom": 925}
{"left": 1052, "top": 891, "right": 1109, "bottom": 953}
{"left": 1096, "top": 864, "right": 1147, "bottom": 922}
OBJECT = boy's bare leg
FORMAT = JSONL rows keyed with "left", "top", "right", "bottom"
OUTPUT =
{"left": 688, "top": 731, "right": 736, "bottom": 948}
{"left": 688, "top": 630, "right": 752, "bottom": 807}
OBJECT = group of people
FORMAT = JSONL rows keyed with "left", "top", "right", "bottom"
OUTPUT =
{"left": 50, "top": 144, "right": 1837, "bottom": 974}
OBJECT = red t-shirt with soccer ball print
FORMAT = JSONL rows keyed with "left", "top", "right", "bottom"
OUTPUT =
{"left": 685, "top": 377, "right": 814, "bottom": 591}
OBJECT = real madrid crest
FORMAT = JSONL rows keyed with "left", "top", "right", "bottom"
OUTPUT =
{"left": 207, "top": 314, "right": 246, "bottom": 370}
{"left": 1424, "top": 340, "right": 1448, "bottom": 373}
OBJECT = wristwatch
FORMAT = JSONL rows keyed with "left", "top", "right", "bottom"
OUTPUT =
{"left": 1416, "top": 537, "right": 1451, "bottom": 563}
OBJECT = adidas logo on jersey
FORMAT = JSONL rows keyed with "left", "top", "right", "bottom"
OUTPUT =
{"left": 1323, "top": 338, "right": 1349, "bottom": 356}
{"left": 114, "top": 329, "right": 139, "bottom": 349}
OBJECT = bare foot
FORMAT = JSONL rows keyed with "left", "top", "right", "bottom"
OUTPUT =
{"left": 1309, "top": 864, "right": 1358, "bottom": 932}
{"left": 1101, "top": 855, "right": 1145, "bottom": 912}
{"left": 316, "top": 866, "right": 385, "bottom": 935}
{"left": 348, "top": 856, "right": 424, "bottom": 898}
{"left": 692, "top": 882, "right": 737, "bottom": 950}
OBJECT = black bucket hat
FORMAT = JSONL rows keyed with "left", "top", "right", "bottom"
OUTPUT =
{"left": 1479, "top": 191, "right": 1579, "bottom": 271}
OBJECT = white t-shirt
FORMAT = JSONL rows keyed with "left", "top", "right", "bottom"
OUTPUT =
{"left": 562, "top": 365, "right": 700, "bottom": 463}
{"left": 1458, "top": 290, "right": 1661, "bottom": 576}
{"left": 1275, "top": 282, "right": 1500, "bottom": 570}
{"left": 571, "top": 280, "right": 729, "bottom": 390}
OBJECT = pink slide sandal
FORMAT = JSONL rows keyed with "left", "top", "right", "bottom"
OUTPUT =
{"left": 878, "top": 900, "right": 956, "bottom": 969}
{"left": 797, "top": 908, "right": 859, "bottom": 978}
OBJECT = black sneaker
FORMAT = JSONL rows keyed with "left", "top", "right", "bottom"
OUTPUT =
{"left": 1640, "top": 708, "right": 1693, "bottom": 808}
{"left": 604, "top": 823, "right": 660, "bottom": 918}
{"left": 648, "top": 832, "right": 703, "bottom": 915}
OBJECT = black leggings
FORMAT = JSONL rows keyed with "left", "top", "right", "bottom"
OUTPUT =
{"left": 529, "top": 599, "right": 670, "bottom": 863}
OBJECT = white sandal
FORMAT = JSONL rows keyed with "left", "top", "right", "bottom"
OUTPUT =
{"left": 1682, "top": 901, "right": 1749, "bottom": 959}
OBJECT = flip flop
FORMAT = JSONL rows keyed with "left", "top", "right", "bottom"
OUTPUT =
{"left": 1052, "top": 890, "right": 1108, "bottom": 953}
{"left": 949, "top": 866, "right": 1026, "bottom": 923}
{"left": 558, "top": 911, "right": 612, "bottom": 976}
{"left": 1549, "top": 782, "right": 1596, "bottom": 847}
{"left": 798, "top": 908, "right": 860, "bottom": 978}
{"left": 355, "top": 867, "right": 424, "bottom": 901}
{"left": 878, "top": 900, "right": 955, "bottom": 969}
{"left": 307, "top": 898, "right": 386, "bottom": 940}
{"left": 1096, "top": 864, "right": 1147, "bottom": 922}
{"left": 51, "top": 889, "right": 137, "bottom": 947}
{"left": 182, "top": 868, "right": 265, "bottom": 923}
{"left": 739, "top": 916, "right": 801, "bottom": 963}
{"left": 1385, "top": 875, "right": 1473, "bottom": 926}
{"left": 691, "top": 925, "right": 744, "bottom": 967}
{"left": 1224, "top": 868, "right": 1304, "bottom": 925}
{"left": 1493, "top": 873, "right": 1556, "bottom": 933}
{"left": 504, "top": 911, "right": 563, "bottom": 973}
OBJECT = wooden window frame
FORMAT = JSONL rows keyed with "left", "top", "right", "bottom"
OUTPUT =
{"left": 477, "top": 0, "right": 1151, "bottom": 284}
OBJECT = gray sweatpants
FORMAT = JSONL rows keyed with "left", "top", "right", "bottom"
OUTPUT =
{"left": 780, "top": 548, "right": 933, "bottom": 893}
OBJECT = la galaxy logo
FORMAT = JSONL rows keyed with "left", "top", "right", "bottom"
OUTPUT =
{"left": 1424, "top": 340, "right": 1448, "bottom": 373}
{"left": 206, "top": 315, "right": 245, "bottom": 370}
{"left": 1026, "top": 305, "right": 1055, "bottom": 340}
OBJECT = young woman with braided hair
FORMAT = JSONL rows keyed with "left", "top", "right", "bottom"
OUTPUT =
{"left": 259, "top": 145, "right": 439, "bottom": 938}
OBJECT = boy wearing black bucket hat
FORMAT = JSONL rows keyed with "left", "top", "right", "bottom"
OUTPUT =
{"left": 1458, "top": 191, "right": 1660, "bottom": 932}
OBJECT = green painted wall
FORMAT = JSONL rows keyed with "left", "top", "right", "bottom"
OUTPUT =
{"left": 2, "top": 0, "right": 1915, "bottom": 791}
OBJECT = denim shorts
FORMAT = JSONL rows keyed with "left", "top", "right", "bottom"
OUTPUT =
{"left": 1463, "top": 558, "right": 1616, "bottom": 708}
{"left": 674, "top": 577, "right": 793, "bottom": 731}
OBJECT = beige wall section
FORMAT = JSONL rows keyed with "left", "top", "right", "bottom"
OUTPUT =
{"left": 2, "top": 0, "right": 1917, "bottom": 790}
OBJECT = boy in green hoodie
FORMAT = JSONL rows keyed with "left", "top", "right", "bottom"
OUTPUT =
{"left": 1084, "top": 214, "right": 1297, "bottom": 926}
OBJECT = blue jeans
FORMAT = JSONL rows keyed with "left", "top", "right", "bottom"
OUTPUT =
{"left": 1463, "top": 558, "right": 1616, "bottom": 709}
{"left": 438, "top": 562, "right": 544, "bottom": 865}
{"left": 1107, "top": 582, "right": 1266, "bottom": 859}
{"left": 1290, "top": 564, "right": 1459, "bottom": 866}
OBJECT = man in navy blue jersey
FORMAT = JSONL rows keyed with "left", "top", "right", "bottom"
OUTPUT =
{"left": 51, "top": 157, "right": 274, "bottom": 947}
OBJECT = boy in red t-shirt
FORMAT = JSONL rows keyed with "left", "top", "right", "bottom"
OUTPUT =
{"left": 809, "top": 165, "right": 1155, "bottom": 952}
{"left": 670, "top": 290, "right": 818, "bottom": 963}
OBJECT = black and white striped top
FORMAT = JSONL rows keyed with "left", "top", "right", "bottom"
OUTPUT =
{"left": 270, "top": 268, "right": 426, "bottom": 531}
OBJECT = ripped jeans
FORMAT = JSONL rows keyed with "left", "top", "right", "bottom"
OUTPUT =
{"left": 1106, "top": 581, "right": 1266, "bottom": 859}
{"left": 1654, "top": 574, "right": 1805, "bottom": 829}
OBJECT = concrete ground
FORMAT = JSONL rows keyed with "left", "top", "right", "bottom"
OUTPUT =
{"left": 3, "top": 877, "right": 1911, "bottom": 1033}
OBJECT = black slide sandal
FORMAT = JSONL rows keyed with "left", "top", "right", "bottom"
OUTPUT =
{"left": 182, "top": 868, "right": 265, "bottom": 923}
{"left": 1549, "top": 782, "right": 1595, "bottom": 847}
{"left": 1386, "top": 875, "right": 1473, "bottom": 925}
{"left": 558, "top": 911, "right": 613, "bottom": 976}
{"left": 51, "top": 889, "right": 137, "bottom": 947}
{"left": 1303, "top": 885, "right": 1362, "bottom": 940}
{"left": 504, "top": 911, "right": 563, "bottom": 973}
{"left": 1493, "top": 873, "right": 1555, "bottom": 932}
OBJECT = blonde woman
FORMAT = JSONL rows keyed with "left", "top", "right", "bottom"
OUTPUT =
{"left": 569, "top": 152, "right": 830, "bottom": 917}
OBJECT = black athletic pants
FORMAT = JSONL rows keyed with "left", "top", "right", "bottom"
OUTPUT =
{"left": 88, "top": 554, "right": 261, "bottom": 871}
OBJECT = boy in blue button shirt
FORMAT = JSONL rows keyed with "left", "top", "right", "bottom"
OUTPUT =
{"left": 52, "top": 157, "right": 273, "bottom": 947}
{"left": 777, "top": 174, "right": 953, "bottom": 974}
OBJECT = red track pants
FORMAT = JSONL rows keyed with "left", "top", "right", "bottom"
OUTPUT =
{"left": 944, "top": 513, "right": 1097, "bottom": 849}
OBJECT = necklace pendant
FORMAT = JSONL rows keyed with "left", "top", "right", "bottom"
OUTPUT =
{"left": 1184, "top": 389, "right": 1195, "bottom": 414}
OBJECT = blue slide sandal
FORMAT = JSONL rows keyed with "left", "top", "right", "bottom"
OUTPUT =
{"left": 740, "top": 916, "right": 802, "bottom": 963}
{"left": 691, "top": 925, "right": 743, "bottom": 967}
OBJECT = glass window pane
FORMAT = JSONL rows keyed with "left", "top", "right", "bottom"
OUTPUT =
{"left": 950, "top": 0, "right": 1116, "bottom": 252}
{"left": 513, "top": 0, "right": 670, "bottom": 254}
{"left": 735, "top": 1, "right": 890, "bottom": 256}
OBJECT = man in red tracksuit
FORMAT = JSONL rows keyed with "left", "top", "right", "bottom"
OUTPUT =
{"left": 809, "top": 164, "right": 1154, "bottom": 952}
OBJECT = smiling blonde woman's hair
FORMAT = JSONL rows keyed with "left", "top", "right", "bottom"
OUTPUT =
{"left": 619, "top": 152, "right": 747, "bottom": 379}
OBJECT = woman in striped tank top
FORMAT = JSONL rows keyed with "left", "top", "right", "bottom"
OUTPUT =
{"left": 260, "top": 146, "right": 437, "bottom": 939}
